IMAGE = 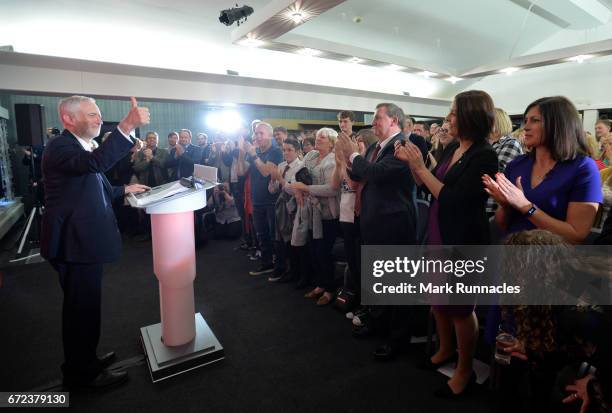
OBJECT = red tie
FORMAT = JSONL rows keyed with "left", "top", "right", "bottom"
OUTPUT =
{"left": 369, "top": 143, "right": 381, "bottom": 162}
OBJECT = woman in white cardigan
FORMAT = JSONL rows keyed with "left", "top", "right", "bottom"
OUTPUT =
{"left": 287, "top": 127, "right": 341, "bottom": 305}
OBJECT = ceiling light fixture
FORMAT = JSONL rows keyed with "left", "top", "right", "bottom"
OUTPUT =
{"left": 239, "top": 37, "right": 264, "bottom": 47}
{"left": 349, "top": 57, "right": 362, "bottom": 64}
{"left": 297, "top": 48, "right": 321, "bottom": 57}
{"left": 445, "top": 76, "right": 462, "bottom": 84}
{"left": 419, "top": 71, "right": 438, "bottom": 78}
{"left": 569, "top": 54, "right": 594, "bottom": 63}
{"left": 290, "top": 11, "right": 305, "bottom": 24}
{"left": 500, "top": 67, "right": 519, "bottom": 75}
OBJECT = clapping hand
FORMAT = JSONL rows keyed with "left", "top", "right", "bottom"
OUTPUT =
{"left": 143, "top": 148, "right": 153, "bottom": 160}
{"left": 394, "top": 140, "right": 425, "bottom": 171}
{"left": 175, "top": 144, "right": 185, "bottom": 157}
{"left": 336, "top": 132, "right": 358, "bottom": 163}
{"left": 482, "top": 173, "right": 531, "bottom": 212}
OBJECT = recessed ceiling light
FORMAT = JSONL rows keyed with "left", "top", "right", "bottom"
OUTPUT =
{"left": 239, "top": 37, "right": 264, "bottom": 48}
{"left": 297, "top": 48, "right": 321, "bottom": 57}
{"left": 568, "top": 54, "right": 594, "bottom": 63}
{"left": 289, "top": 11, "right": 305, "bottom": 24}
{"left": 348, "top": 57, "right": 362, "bottom": 64}
{"left": 500, "top": 67, "right": 519, "bottom": 75}
{"left": 445, "top": 76, "right": 462, "bottom": 84}
{"left": 419, "top": 71, "right": 438, "bottom": 78}
{"left": 386, "top": 64, "right": 404, "bottom": 71}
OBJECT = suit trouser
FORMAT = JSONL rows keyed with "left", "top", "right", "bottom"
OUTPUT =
{"left": 340, "top": 218, "right": 361, "bottom": 300}
{"left": 252, "top": 204, "right": 280, "bottom": 269}
{"left": 50, "top": 260, "right": 104, "bottom": 382}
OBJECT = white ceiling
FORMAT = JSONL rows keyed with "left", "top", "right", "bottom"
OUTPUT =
{"left": 1, "top": 0, "right": 612, "bottom": 100}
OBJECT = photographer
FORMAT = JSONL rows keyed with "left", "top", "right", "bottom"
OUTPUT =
{"left": 206, "top": 183, "right": 242, "bottom": 240}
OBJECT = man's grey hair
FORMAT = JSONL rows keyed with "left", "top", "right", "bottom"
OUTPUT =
{"left": 376, "top": 103, "right": 405, "bottom": 127}
{"left": 58, "top": 95, "right": 96, "bottom": 118}
{"left": 316, "top": 127, "right": 338, "bottom": 145}
{"left": 146, "top": 131, "right": 159, "bottom": 139}
{"left": 256, "top": 122, "right": 273, "bottom": 136}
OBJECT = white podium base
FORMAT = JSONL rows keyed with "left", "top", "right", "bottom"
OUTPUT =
{"left": 140, "top": 313, "right": 224, "bottom": 382}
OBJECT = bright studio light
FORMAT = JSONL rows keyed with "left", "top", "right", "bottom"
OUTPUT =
{"left": 205, "top": 110, "right": 243, "bottom": 133}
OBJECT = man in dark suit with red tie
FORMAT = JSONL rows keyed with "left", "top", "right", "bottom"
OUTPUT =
{"left": 336, "top": 102, "right": 419, "bottom": 358}
{"left": 337, "top": 102, "right": 417, "bottom": 245}
{"left": 41, "top": 95, "right": 150, "bottom": 390}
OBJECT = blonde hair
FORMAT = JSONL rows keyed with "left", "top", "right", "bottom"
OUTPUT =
{"left": 584, "top": 131, "right": 600, "bottom": 158}
{"left": 316, "top": 127, "right": 338, "bottom": 145}
{"left": 493, "top": 108, "right": 513, "bottom": 138}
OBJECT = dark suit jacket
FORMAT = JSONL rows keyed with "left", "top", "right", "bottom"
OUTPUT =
{"left": 349, "top": 132, "right": 417, "bottom": 245}
{"left": 166, "top": 144, "right": 202, "bottom": 179}
{"left": 40, "top": 129, "right": 134, "bottom": 263}
{"left": 408, "top": 133, "right": 429, "bottom": 162}
{"left": 432, "top": 140, "right": 498, "bottom": 245}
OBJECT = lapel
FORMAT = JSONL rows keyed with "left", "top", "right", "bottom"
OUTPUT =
{"left": 443, "top": 140, "right": 486, "bottom": 184}
{"left": 63, "top": 130, "right": 114, "bottom": 199}
{"left": 373, "top": 132, "right": 403, "bottom": 162}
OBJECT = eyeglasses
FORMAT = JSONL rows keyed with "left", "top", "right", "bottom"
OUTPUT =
{"left": 438, "top": 128, "right": 449, "bottom": 134}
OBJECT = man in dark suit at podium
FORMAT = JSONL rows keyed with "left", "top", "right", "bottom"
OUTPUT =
{"left": 41, "top": 95, "right": 150, "bottom": 390}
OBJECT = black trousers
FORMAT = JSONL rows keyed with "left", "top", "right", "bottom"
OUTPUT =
{"left": 340, "top": 218, "right": 361, "bottom": 299}
{"left": 51, "top": 260, "right": 104, "bottom": 382}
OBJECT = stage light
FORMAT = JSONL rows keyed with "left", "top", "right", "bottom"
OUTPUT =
{"left": 219, "top": 5, "right": 254, "bottom": 27}
{"left": 205, "top": 110, "right": 243, "bottom": 133}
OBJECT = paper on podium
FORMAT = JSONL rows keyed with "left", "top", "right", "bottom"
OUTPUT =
{"left": 127, "top": 164, "right": 218, "bottom": 208}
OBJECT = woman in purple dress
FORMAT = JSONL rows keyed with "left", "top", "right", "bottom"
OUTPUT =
{"left": 395, "top": 90, "right": 498, "bottom": 398}
{"left": 483, "top": 96, "right": 602, "bottom": 244}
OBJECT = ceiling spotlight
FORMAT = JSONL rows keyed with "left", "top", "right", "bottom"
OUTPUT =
{"left": 386, "top": 64, "right": 404, "bottom": 71}
{"left": 219, "top": 5, "right": 254, "bottom": 27}
{"left": 445, "top": 76, "right": 462, "bottom": 84}
{"left": 297, "top": 48, "right": 321, "bottom": 57}
{"left": 419, "top": 71, "right": 438, "bottom": 78}
{"left": 348, "top": 57, "right": 362, "bottom": 64}
{"left": 290, "top": 11, "right": 305, "bottom": 23}
{"left": 500, "top": 67, "right": 519, "bottom": 75}
{"left": 239, "top": 37, "right": 264, "bottom": 47}
{"left": 569, "top": 54, "right": 594, "bottom": 63}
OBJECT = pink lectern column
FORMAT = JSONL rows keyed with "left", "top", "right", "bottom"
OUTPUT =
{"left": 150, "top": 211, "right": 196, "bottom": 346}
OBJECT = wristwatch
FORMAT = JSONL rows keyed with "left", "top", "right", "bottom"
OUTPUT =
{"left": 524, "top": 203, "right": 537, "bottom": 217}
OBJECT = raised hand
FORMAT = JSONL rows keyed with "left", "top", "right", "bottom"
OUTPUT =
{"left": 143, "top": 148, "right": 153, "bottom": 160}
{"left": 119, "top": 97, "right": 150, "bottom": 133}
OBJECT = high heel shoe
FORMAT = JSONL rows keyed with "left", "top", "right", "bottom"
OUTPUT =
{"left": 417, "top": 352, "right": 458, "bottom": 371}
{"left": 434, "top": 371, "right": 477, "bottom": 399}
{"left": 316, "top": 293, "right": 333, "bottom": 306}
{"left": 304, "top": 289, "right": 323, "bottom": 299}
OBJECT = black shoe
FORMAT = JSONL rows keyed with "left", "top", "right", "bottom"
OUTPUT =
{"left": 98, "top": 351, "right": 116, "bottom": 369}
{"left": 434, "top": 371, "right": 477, "bottom": 399}
{"left": 249, "top": 264, "right": 274, "bottom": 276}
{"left": 373, "top": 343, "right": 400, "bottom": 361}
{"left": 238, "top": 243, "right": 250, "bottom": 251}
{"left": 64, "top": 370, "right": 128, "bottom": 391}
{"left": 268, "top": 269, "right": 285, "bottom": 282}
{"left": 417, "top": 352, "right": 458, "bottom": 371}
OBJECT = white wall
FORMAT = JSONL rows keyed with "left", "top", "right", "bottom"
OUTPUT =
{"left": 0, "top": 52, "right": 451, "bottom": 117}
{"left": 466, "top": 55, "right": 612, "bottom": 115}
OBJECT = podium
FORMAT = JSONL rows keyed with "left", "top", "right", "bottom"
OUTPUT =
{"left": 128, "top": 165, "right": 224, "bottom": 382}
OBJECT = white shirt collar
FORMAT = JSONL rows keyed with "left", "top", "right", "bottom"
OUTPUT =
{"left": 377, "top": 131, "right": 401, "bottom": 152}
{"left": 72, "top": 133, "right": 94, "bottom": 152}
